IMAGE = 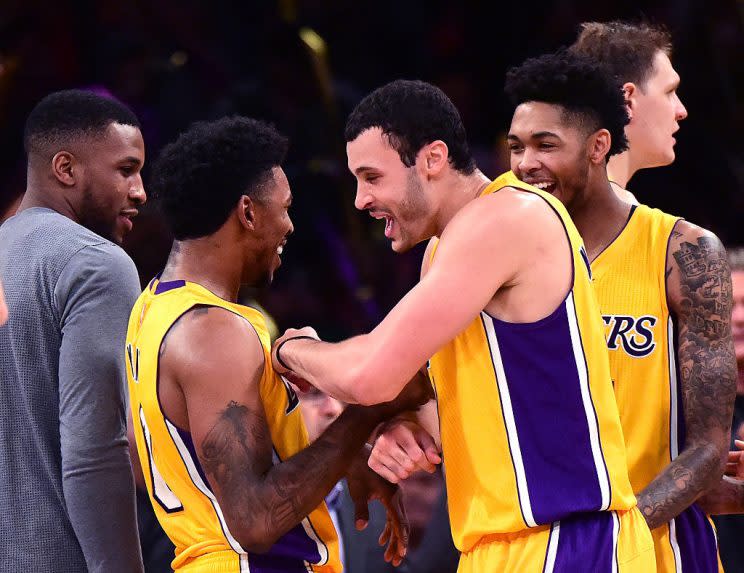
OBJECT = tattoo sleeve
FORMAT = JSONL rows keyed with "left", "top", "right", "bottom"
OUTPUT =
{"left": 636, "top": 227, "right": 736, "bottom": 529}
{"left": 199, "top": 398, "right": 379, "bottom": 551}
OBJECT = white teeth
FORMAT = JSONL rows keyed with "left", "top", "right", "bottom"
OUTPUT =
{"left": 534, "top": 182, "right": 551, "bottom": 189}
{"left": 277, "top": 245, "right": 284, "bottom": 255}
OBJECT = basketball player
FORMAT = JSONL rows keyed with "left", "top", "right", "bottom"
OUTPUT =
{"left": 270, "top": 79, "right": 654, "bottom": 571}
{"left": 0, "top": 90, "right": 146, "bottom": 572}
{"left": 126, "top": 116, "right": 422, "bottom": 572}
{"left": 569, "top": 20, "right": 688, "bottom": 202}
{"left": 505, "top": 50, "right": 735, "bottom": 573}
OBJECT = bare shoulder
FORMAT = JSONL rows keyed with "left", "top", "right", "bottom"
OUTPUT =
{"left": 666, "top": 219, "right": 731, "bottom": 316}
{"left": 161, "top": 305, "right": 265, "bottom": 381}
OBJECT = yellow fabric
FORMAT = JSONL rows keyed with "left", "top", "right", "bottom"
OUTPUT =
{"left": 428, "top": 171, "right": 636, "bottom": 552}
{"left": 457, "top": 508, "right": 654, "bottom": 573}
{"left": 592, "top": 204, "right": 722, "bottom": 573}
{"left": 126, "top": 279, "right": 340, "bottom": 572}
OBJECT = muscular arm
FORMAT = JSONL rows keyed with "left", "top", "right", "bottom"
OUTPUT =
{"left": 636, "top": 221, "right": 736, "bottom": 528}
{"left": 167, "top": 306, "right": 394, "bottom": 553}
{"left": 274, "top": 192, "right": 549, "bottom": 405}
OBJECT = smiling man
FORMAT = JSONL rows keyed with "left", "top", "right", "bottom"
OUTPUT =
{"left": 271, "top": 79, "right": 654, "bottom": 571}
{"left": 505, "top": 51, "right": 734, "bottom": 573}
{"left": 0, "top": 90, "right": 147, "bottom": 572}
{"left": 126, "top": 116, "right": 421, "bottom": 572}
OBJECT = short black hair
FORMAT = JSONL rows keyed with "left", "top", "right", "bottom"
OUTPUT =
{"left": 24, "top": 89, "right": 140, "bottom": 156}
{"left": 570, "top": 20, "right": 672, "bottom": 89}
{"left": 150, "top": 116, "right": 288, "bottom": 240}
{"left": 505, "top": 50, "right": 629, "bottom": 157}
{"left": 344, "top": 79, "right": 476, "bottom": 175}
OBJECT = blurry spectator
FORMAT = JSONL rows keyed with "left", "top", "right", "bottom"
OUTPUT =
{"left": 713, "top": 246, "right": 744, "bottom": 573}
{"left": 0, "top": 90, "right": 145, "bottom": 571}
{"left": 299, "top": 387, "right": 397, "bottom": 573}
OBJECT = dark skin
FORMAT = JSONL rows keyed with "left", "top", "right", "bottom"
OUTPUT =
{"left": 509, "top": 102, "right": 736, "bottom": 529}
{"left": 149, "top": 174, "right": 431, "bottom": 563}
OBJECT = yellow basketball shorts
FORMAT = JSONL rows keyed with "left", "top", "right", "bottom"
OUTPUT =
{"left": 458, "top": 507, "right": 655, "bottom": 573}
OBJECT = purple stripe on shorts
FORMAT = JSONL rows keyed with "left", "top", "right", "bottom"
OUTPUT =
{"left": 674, "top": 503, "right": 719, "bottom": 572}
{"left": 488, "top": 301, "right": 604, "bottom": 525}
{"left": 552, "top": 511, "right": 615, "bottom": 572}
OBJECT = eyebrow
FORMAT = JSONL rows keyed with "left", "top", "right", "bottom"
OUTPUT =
{"left": 353, "top": 165, "right": 377, "bottom": 176}
{"left": 507, "top": 131, "right": 559, "bottom": 141}
{"left": 119, "top": 156, "right": 142, "bottom": 166}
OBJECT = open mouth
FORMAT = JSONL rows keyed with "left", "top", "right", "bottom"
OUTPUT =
{"left": 370, "top": 211, "right": 395, "bottom": 239}
{"left": 530, "top": 181, "right": 557, "bottom": 194}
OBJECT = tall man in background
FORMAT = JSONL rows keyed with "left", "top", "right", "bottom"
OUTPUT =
{"left": 0, "top": 90, "right": 146, "bottom": 572}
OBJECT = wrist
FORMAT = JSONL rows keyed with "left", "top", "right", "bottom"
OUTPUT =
{"left": 275, "top": 335, "right": 317, "bottom": 370}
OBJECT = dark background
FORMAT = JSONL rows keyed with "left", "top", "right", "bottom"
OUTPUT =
{"left": 1, "top": 0, "right": 742, "bottom": 339}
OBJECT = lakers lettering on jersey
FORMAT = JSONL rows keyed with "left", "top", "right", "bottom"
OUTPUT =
{"left": 592, "top": 204, "right": 721, "bottom": 573}
{"left": 428, "top": 172, "right": 653, "bottom": 571}
{"left": 126, "top": 278, "right": 341, "bottom": 572}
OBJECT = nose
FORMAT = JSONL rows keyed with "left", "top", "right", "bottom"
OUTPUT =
{"left": 517, "top": 148, "right": 541, "bottom": 175}
{"left": 354, "top": 184, "right": 373, "bottom": 211}
{"left": 130, "top": 174, "right": 147, "bottom": 205}
{"left": 320, "top": 395, "right": 344, "bottom": 420}
{"left": 675, "top": 94, "right": 688, "bottom": 121}
{"left": 286, "top": 215, "right": 295, "bottom": 237}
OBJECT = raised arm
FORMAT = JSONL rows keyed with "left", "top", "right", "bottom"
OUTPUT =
{"left": 168, "top": 305, "right": 413, "bottom": 554}
{"left": 636, "top": 221, "right": 736, "bottom": 528}
{"left": 271, "top": 192, "right": 543, "bottom": 405}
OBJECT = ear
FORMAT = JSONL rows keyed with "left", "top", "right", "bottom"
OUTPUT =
{"left": 236, "top": 195, "right": 257, "bottom": 231}
{"left": 622, "top": 82, "right": 637, "bottom": 121}
{"left": 589, "top": 129, "right": 612, "bottom": 165}
{"left": 51, "top": 151, "right": 77, "bottom": 187}
{"left": 420, "top": 140, "right": 449, "bottom": 177}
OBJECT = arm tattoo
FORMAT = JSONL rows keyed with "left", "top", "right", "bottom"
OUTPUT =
{"left": 638, "top": 234, "right": 736, "bottom": 529}
{"left": 199, "top": 399, "right": 377, "bottom": 546}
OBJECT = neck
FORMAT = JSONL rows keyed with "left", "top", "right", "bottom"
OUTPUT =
{"left": 565, "top": 168, "right": 632, "bottom": 262}
{"left": 433, "top": 169, "right": 491, "bottom": 236}
{"left": 19, "top": 172, "right": 79, "bottom": 222}
{"left": 606, "top": 150, "right": 639, "bottom": 189}
{"left": 160, "top": 237, "right": 243, "bottom": 302}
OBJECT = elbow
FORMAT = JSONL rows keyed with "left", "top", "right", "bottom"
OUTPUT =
{"left": 348, "top": 366, "right": 402, "bottom": 406}
{"left": 230, "top": 525, "right": 277, "bottom": 554}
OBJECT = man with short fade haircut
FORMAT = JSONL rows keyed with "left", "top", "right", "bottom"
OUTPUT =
{"left": 504, "top": 50, "right": 734, "bottom": 573}
{"left": 270, "top": 78, "right": 654, "bottom": 571}
{"left": 570, "top": 20, "right": 688, "bottom": 202}
{"left": 0, "top": 90, "right": 146, "bottom": 571}
{"left": 127, "top": 116, "right": 423, "bottom": 572}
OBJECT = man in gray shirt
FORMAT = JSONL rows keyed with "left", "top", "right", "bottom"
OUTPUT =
{"left": 0, "top": 90, "right": 146, "bottom": 571}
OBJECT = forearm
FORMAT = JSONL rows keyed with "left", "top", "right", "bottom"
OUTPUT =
{"left": 279, "top": 336, "right": 408, "bottom": 404}
{"left": 62, "top": 440, "right": 143, "bottom": 572}
{"left": 697, "top": 476, "right": 744, "bottom": 515}
{"left": 636, "top": 441, "right": 724, "bottom": 529}
{"left": 210, "top": 404, "right": 381, "bottom": 550}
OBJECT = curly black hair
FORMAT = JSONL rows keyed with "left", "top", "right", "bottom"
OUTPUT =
{"left": 504, "top": 50, "right": 629, "bottom": 157}
{"left": 24, "top": 89, "right": 140, "bottom": 157}
{"left": 150, "top": 116, "right": 288, "bottom": 240}
{"left": 344, "top": 79, "right": 476, "bottom": 175}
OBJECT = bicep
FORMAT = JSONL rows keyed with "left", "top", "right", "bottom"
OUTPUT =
{"left": 169, "top": 309, "right": 273, "bottom": 488}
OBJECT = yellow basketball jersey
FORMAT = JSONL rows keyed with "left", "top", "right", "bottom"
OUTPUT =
{"left": 428, "top": 171, "right": 636, "bottom": 552}
{"left": 592, "top": 204, "right": 721, "bottom": 572}
{"left": 125, "top": 278, "right": 341, "bottom": 572}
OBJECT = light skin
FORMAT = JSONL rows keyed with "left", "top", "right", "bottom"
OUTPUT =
{"left": 147, "top": 168, "right": 416, "bottom": 563}
{"left": 20, "top": 122, "right": 146, "bottom": 244}
{"left": 270, "top": 127, "right": 573, "bottom": 428}
{"left": 608, "top": 50, "right": 688, "bottom": 190}
{"left": 370, "top": 100, "right": 736, "bottom": 530}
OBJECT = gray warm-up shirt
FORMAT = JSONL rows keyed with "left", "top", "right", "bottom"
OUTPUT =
{"left": 0, "top": 207, "right": 144, "bottom": 572}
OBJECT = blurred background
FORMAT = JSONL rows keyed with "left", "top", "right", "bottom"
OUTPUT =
{"left": 1, "top": 0, "right": 741, "bottom": 339}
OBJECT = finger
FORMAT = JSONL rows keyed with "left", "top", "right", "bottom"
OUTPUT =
{"left": 424, "top": 446, "right": 442, "bottom": 466}
{"left": 735, "top": 439, "right": 744, "bottom": 451}
{"left": 379, "top": 520, "right": 391, "bottom": 547}
{"left": 368, "top": 457, "right": 402, "bottom": 484}
{"left": 369, "top": 447, "right": 412, "bottom": 482}
{"left": 727, "top": 451, "right": 742, "bottom": 462}
{"left": 352, "top": 497, "right": 369, "bottom": 531}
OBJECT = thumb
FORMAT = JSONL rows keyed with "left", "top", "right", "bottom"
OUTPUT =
{"left": 353, "top": 496, "right": 369, "bottom": 530}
